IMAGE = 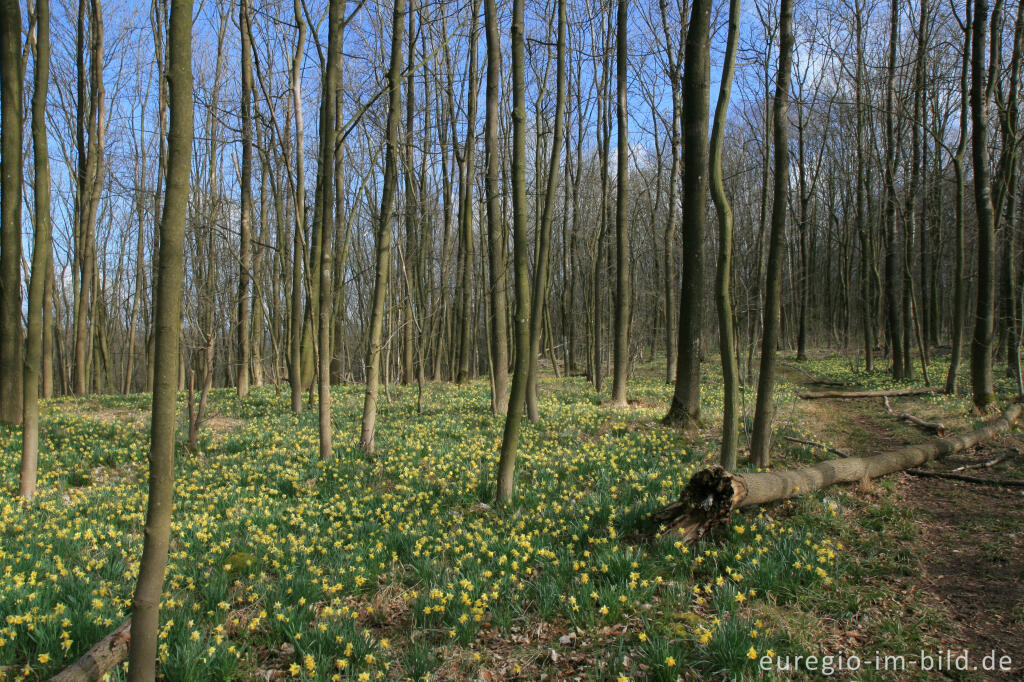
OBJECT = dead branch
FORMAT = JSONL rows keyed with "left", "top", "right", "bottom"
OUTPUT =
{"left": 49, "top": 618, "right": 130, "bottom": 681}
{"left": 797, "top": 387, "right": 941, "bottom": 399}
{"left": 881, "top": 395, "right": 946, "bottom": 436}
{"left": 950, "top": 450, "right": 1014, "bottom": 472}
{"left": 783, "top": 436, "right": 851, "bottom": 458}
{"left": 904, "top": 469, "right": 1024, "bottom": 487}
{"left": 650, "top": 402, "right": 1023, "bottom": 544}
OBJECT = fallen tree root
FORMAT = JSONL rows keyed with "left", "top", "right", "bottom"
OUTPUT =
{"left": 650, "top": 401, "right": 1023, "bottom": 544}
{"left": 797, "top": 386, "right": 940, "bottom": 399}
{"left": 783, "top": 436, "right": 851, "bottom": 458}
{"left": 904, "top": 469, "right": 1024, "bottom": 487}
{"left": 882, "top": 396, "right": 946, "bottom": 436}
{"left": 50, "top": 618, "right": 130, "bottom": 681}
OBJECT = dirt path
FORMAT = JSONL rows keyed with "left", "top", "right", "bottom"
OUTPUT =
{"left": 781, "top": 366, "right": 1024, "bottom": 678}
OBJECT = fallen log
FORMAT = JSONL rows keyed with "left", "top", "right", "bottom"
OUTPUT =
{"left": 797, "top": 386, "right": 941, "bottom": 399}
{"left": 651, "top": 401, "right": 1023, "bottom": 544}
{"left": 49, "top": 618, "right": 130, "bottom": 682}
{"left": 881, "top": 396, "right": 946, "bottom": 436}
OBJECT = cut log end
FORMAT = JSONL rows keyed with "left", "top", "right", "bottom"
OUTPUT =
{"left": 651, "top": 466, "right": 747, "bottom": 543}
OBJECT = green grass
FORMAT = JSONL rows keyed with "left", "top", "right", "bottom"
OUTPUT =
{"left": 0, "top": 356, "right": 983, "bottom": 680}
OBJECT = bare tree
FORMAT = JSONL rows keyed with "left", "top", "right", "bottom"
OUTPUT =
{"left": 127, "top": 0, "right": 193, "bottom": 675}
{"left": 750, "top": 0, "right": 794, "bottom": 467}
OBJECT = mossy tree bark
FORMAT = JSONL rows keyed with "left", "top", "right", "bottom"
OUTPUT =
{"left": 710, "top": 0, "right": 740, "bottom": 470}
{"left": 127, "top": 0, "right": 192, "bottom": 676}
{"left": 750, "top": 0, "right": 794, "bottom": 467}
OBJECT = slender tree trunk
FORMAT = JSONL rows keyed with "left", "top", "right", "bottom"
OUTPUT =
{"left": 290, "top": 0, "right": 306, "bottom": 413}
{"left": 21, "top": 0, "right": 51, "bottom": 499}
{"left": 0, "top": 0, "right": 23, "bottom": 424}
{"left": 237, "top": 0, "right": 253, "bottom": 397}
{"left": 607, "top": 0, "right": 631, "bottom": 406}
{"left": 970, "top": 0, "right": 996, "bottom": 409}
{"left": 316, "top": 0, "right": 342, "bottom": 460}
{"left": 495, "top": 0, "right": 530, "bottom": 505}
{"left": 127, "top": 0, "right": 192, "bottom": 675}
{"left": 711, "top": 0, "right": 739, "bottom": 470}
{"left": 361, "top": 0, "right": 405, "bottom": 453}
{"left": 750, "top": 0, "right": 794, "bottom": 467}
{"left": 663, "top": 90, "right": 680, "bottom": 384}
{"left": 854, "top": 1, "right": 873, "bottom": 372}
{"left": 42, "top": 250, "right": 54, "bottom": 398}
{"left": 883, "top": 0, "right": 905, "bottom": 379}
{"left": 665, "top": 0, "right": 712, "bottom": 427}
{"left": 526, "top": 0, "right": 566, "bottom": 420}
{"left": 484, "top": 0, "right": 509, "bottom": 414}
{"left": 947, "top": 4, "right": 972, "bottom": 394}
{"left": 74, "top": 0, "right": 105, "bottom": 396}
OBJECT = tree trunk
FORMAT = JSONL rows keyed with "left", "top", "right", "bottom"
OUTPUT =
{"left": 883, "top": 0, "right": 905, "bottom": 380}
{"left": 237, "top": 0, "right": 253, "bottom": 397}
{"left": 710, "top": 0, "right": 740, "bottom": 469}
{"left": 484, "top": 0, "right": 508, "bottom": 414}
{"left": 0, "top": 0, "right": 23, "bottom": 424}
{"left": 750, "top": 0, "right": 794, "bottom": 467}
{"left": 665, "top": 0, "right": 711, "bottom": 427}
{"left": 609, "top": 0, "right": 631, "bottom": 407}
{"left": 495, "top": 0, "right": 530, "bottom": 505}
{"left": 854, "top": 0, "right": 873, "bottom": 372}
{"left": 970, "top": 0, "right": 996, "bottom": 409}
{"left": 316, "top": 0, "right": 342, "bottom": 460}
{"left": 361, "top": 0, "right": 405, "bottom": 454}
{"left": 526, "top": 0, "right": 566, "bottom": 421}
{"left": 21, "top": 0, "right": 51, "bottom": 499}
{"left": 947, "top": 3, "right": 972, "bottom": 394}
{"left": 290, "top": 0, "right": 306, "bottom": 413}
{"left": 127, "top": 0, "right": 192, "bottom": 675}
{"left": 455, "top": 4, "right": 480, "bottom": 386}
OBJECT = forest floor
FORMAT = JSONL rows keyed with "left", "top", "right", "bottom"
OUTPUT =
{"left": 1, "top": 352, "right": 1023, "bottom": 681}
{"left": 777, "top": 358, "right": 1024, "bottom": 680}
